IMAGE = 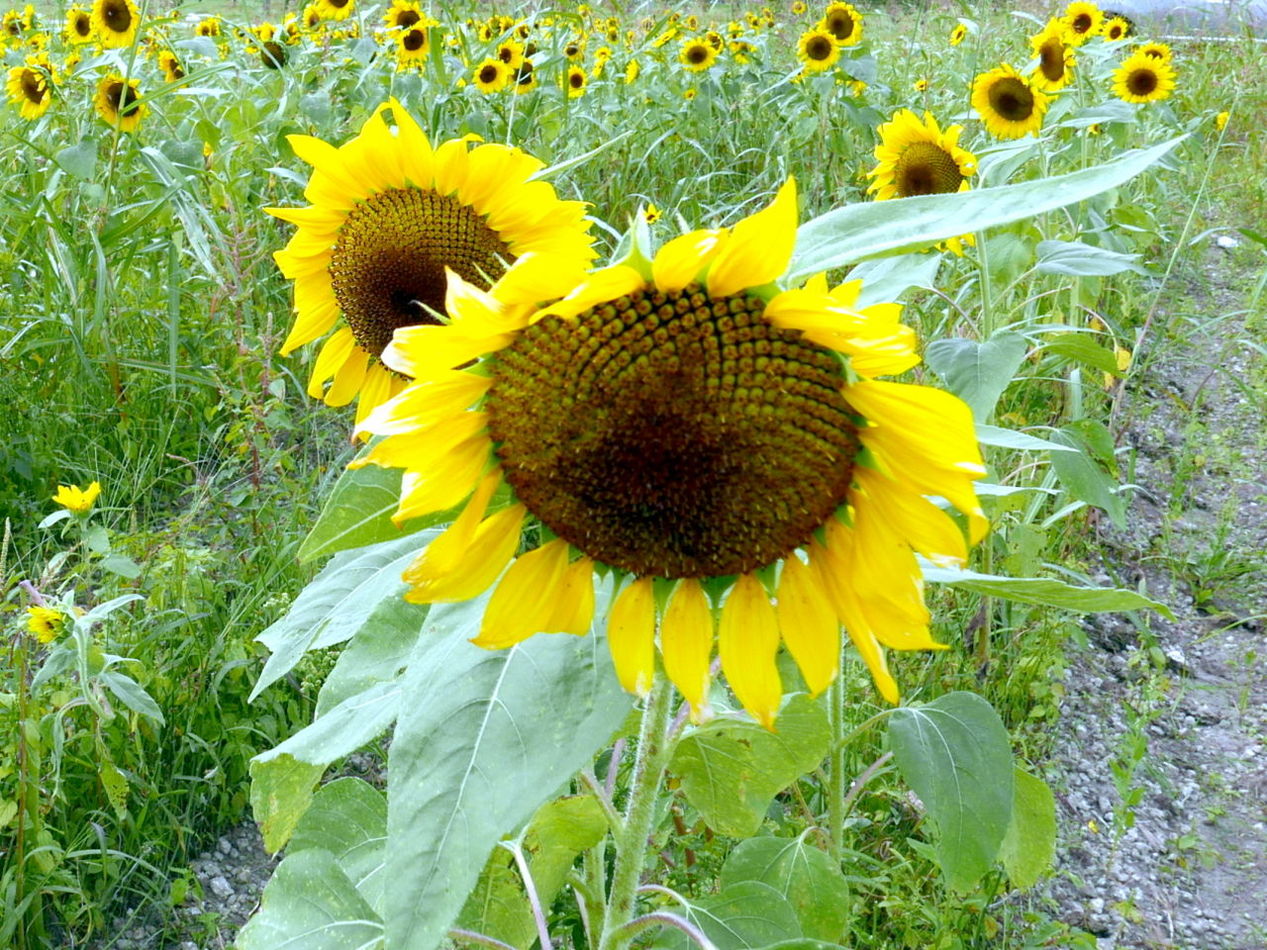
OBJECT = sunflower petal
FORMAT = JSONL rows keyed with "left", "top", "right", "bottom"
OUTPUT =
{"left": 719, "top": 574, "right": 782, "bottom": 729}
{"left": 775, "top": 556, "right": 840, "bottom": 697}
{"left": 652, "top": 229, "right": 725, "bottom": 293}
{"left": 660, "top": 579, "right": 714, "bottom": 721}
{"left": 707, "top": 177, "right": 798, "bottom": 297}
{"left": 544, "top": 556, "right": 597, "bottom": 635}
{"left": 608, "top": 577, "right": 656, "bottom": 697}
{"left": 403, "top": 503, "right": 524, "bottom": 603}
{"left": 474, "top": 538, "right": 571, "bottom": 649}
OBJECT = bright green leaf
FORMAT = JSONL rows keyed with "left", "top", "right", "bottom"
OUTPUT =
{"left": 975, "top": 424, "right": 1077, "bottom": 453}
{"left": 455, "top": 852, "right": 537, "bottom": 950}
{"left": 922, "top": 562, "right": 1172, "bottom": 617}
{"left": 56, "top": 140, "right": 97, "bottom": 180}
{"left": 657, "top": 880, "right": 803, "bottom": 949}
{"left": 1048, "top": 428, "right": 1128, "bottom": 527}
{"left": 999, "top": 768, "right": 1057, "bottom": 889}
{"left": 720, "top": 835, "right": 849, "bottom": 942}
{"left": 888, "top": 692, "right": 1014, "bottom": 893}
{"left": 924, "top": 331, "right": 1028, "bottom": 421}
{"left": 524, "top": 795, "right": 608, "bottom": 907}
{"left": 249, "top": 754, "right": 324, "bottom": 854}
{"left": 290, "top": 777, "right": 388, "bottom": 914}
{"left": 1043, "top": 334, "right": 1122, "bottom": 375}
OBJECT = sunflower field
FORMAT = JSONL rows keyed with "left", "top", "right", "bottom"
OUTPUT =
{"left": 2, "top": 0, "right": 1264, "bottom": 946}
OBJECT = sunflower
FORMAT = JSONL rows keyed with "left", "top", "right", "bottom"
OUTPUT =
{"left": 472, "top": 57, "right": 509, "bottom": 93}
{"left": 355, "top": 180, "right": 986, "bottom": 728}
{"left": 497, "top": 39, "right": 524, "bottom": 69}
{"left": 949, "top": 22, "right": 968, "bottom": 46}
{"left": 513, "top": 59, "right": 536, "bottom": 93}
{"left": 678, "top": 36, "right": 718, "bottom": 72}
{"left": 260, "top": 39, "right": 287, "bottom": 67}
{"left": 382, "top": 0, "right": 421, "bottom": 32}
{"left": 267, "top": 101, "right": 596, "bottom": 424}
{"left": 26, "top": 605, "right": 68, "bottom": 644}
{"left": 52, "top": 480, "right": 101, "bottom": 513}
{"left": 1112, "top": 51, "right": 1175, "bottom": 103}
{"left": 158, "top": 48, "right": 184, "bottom": 82}
{"left": 792, "top": 0, "right": 808, "bottom": 13}
{"left": 194, "top": 15, "right": 220, "bottom": 37}
{"left": 1100, "top": 15, "right": 1129, "bottom": 40}
{"left": 91, "top": 0, "right": 138, "bottom": 48}
{"left": 1214, "top": 110, "right": 1229, "bottom": 131}
{"left": 1029, "top": 19, "right": 1076, "bottom": 91}
{"left": 797, "top": 27, "right": 839, "bottom": 72}
{"left": 1135, "top": 41, "right": 1170, "bottom": 62}
{"left": 1061, "top": 0, "right": 1101, "bottom": 44}
{"left": 64, "top": 5, "right": 93, "bottom": 44}
{"left": 624, "top": 58, "right": 639, "bottom": 83}
{"left": 395, "top": 25, "right": 429, "bottom": 67}
{"left": 867, "top": 109, "right": 976, "bottom": 200}
{"left": 564, "top": 64, "right": 588, "bottom": 96}
{"left": 313, "top": 0, "right": 354, "bottom": 21}
{"left": 819, "top": 1, "right": 862, "bottom": 46}
{"left": 972, "top": 64, "right": 1050, "bottom": 139}
{"left": 6, "top": 57, "right": 52, "bottom": 119}
{"left": 95, "top": 72, "right": 144, "bottom": 131}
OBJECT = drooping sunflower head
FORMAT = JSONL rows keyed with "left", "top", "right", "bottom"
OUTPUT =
{"left": 1112, "top": 51, "right": 1175, "bottom": 103}
{"left": 6, "top": 58, "right": 52, "bottom": 119}
{"left": 1100, "top": 15, "right": 1130, "bottom": 41}
{"left": 972, "top": 63, "right": 1051, "bottom": 139}
{"left": 94, "top": 72, "right": 144, "bottom": 131}
{"left": 357, "top": 180, "right": 986, "bottom": 727}
{"left": 64, "top": 5, "right": 93, "bottom": 44}
{"left": 819, "top": 1, "right": 862, "bottom": 45}
{"left": 797, "top": 27, "right": 839, "bottom": 72}
{"left": 1135, "top": 41, "right": 1171, "bottom": 62}
{"left": 949, "top": 22, "right": 968, "bottom": 46}
{"left": 267, "top": 100, "right": 596, "bottom": 424}
{"left": 678, "top": 36, "right": 718, "bottom": 71}
{"left": 91, "top": 0, "right": 138, "bottom": 48}
{"left": 1061, "top": 0, "right": 1102, "bottom": 43}
{"left": 158, "top": 48, "right": 184, "bottom": 82}
{"left": 1029, "top": 19, "right": 1076, "bottom": 91}
{"left": 260, "top": 39, "right": 287, "bottom": 67}
{"left": 867, "top": 109, "right": 976, "bottom": 200}
{"left": 513, "top": 59, "right": 536, "bottom": 93}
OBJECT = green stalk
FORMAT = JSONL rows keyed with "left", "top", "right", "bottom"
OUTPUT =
{"left": 826, "top": 675, "right": 846, "bottom": 862}
{"left": 598, "top": 676, "right": 674, "bottom": 950}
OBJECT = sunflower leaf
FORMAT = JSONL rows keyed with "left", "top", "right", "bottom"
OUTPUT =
{"left": 921, "top": 561, "right": 1173, "bottom": 618}
{"left": 787, "top": 135, "right": 1186, "bottom": 280}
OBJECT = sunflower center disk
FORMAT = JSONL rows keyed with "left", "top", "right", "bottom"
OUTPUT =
{"left": 894, "top": 141, "right": 964, "bottom": 197}
{"left": 1128, "top": 69, "right": 1157, "bottom": 96}
{"left": 104, "top": 0, "right": 131, "bottom": 31}
{"left": 486, "top": 285, "right": 860, "bottom": 579}
{"left": 329, "top": 188, "right": 513, "bottom": 359}
{"left": 1039, "top": 41, "right": 1065, "bottom": 81}
{"left": 988, "top": 78, "right": 1033, "bottom": 121}
{"left": 806, "top": 36, "right": 834, "bottom": 60}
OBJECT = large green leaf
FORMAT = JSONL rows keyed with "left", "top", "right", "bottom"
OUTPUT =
{"left": 720, "top": 835, "right": 850, "bottom": 942}
{"left": 455, "top": 852, "right": 537, "bottom": 950}
{"left": 787, "top": 136, "right": 1184, "bottom": 280}
{"left": 289, "top": 778, "right": 388, "bottom": 914}
{"left": 250, "top": 531, "right": 434, "bottom": 700}
{"left": 656, "top": 880, "right": 803, "bottom": 949}
{"left": 888, "top": 692, "right": 1013, "bottom": 893}
{"left": 924, "top": 331, "right": 1029, "bottom": 421}
{"left": 998, "top": 768, "right": 1057, "bottom": 890}
{"left": 383, "top": 594, "right": 632, "bottom": 949}
{"left": 670, "top": 694, "right": 830, "bottom": 837}
{"left": 524, "top": 795, "right": 609, "bottom": 907}
{"left": 922, "top": 562, "right": 1172, "bottom": 617}
{"left": 315, "top": 594, "right": 428, "bottom": 716}
{"left": 1036, "top": 239, "right": 1147, "bottom": 277}
{"left": 236, "top": 849, "right": 383, "bottom": 950}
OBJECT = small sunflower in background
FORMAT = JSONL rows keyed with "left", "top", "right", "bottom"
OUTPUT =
{"left": 912, "top": 77, "right": 928, "bottom": 92}
{"left": 792, "top": 0, "right": 808, "bottom": 13}
{"left": 1113, "top": 50, "right": 1175, "bottom": 103}
{"left": 642, "top": 203, "right": 661, "bottom": 224}
{"left": 1135, "top": 41, "right": 1171, "bottom": 62}
{"left": 1029, "top": 19, "right": 1076, "bottom": 91}
{"left": 194, "top": 15, "right": 220, "bottom": 37}
{"left": 624, "top": 58, "right": 639, "bottom": 83}
{"left": 64, "top": 5, "right": 93, "bottom": 44}
{"left": 395, "top": 26, "right": 429, "bottom": 68}
{"left": 678, "top": 36, "right": 718, "bottom": 72}
{"left": 260, "top": 39, "right": 287, "bottom": 68}
{"left": 1100, "top": 15, "right": 1130, "bottom": 41}
{"left": 6, "top": 56, "right": 53, "bottom": 119}
{"left": 1061, "top": 0, "right": 1102, "bottom": 44}
{"left": 867, "top": 109, "right": 976, "bottom": 200}
{"left": 497, "top": 38, "right": 525, "bottom": 69}
{"left": 157, "top": 48, "right": 184, "bottom": 82}
{"left": 267, "top": 100, "right": 596, "bottom": 424}
{"left": 819, "top": 1, "right": 862, "bottom": 46}
{"left": 27, "top": 606, "right": 68, "bottom": 644}
{"left": 472, "top": 57, "right": 509, "bottom": 92}
{"left": 972, "top": 63, "right": 1050, "bottom": 139}
{"left": 797, "top": 27, "right": 839, "bottom": 73}
{"left": 313, "top": 0, "right": 354, "bottom": 22}
{"left": 91, "top": 0, "right": 138, "bottom": 49}
{"left": 356, "top": 180, "right": 986, "bottom": 727}
{"left": 949, "top": 22, "right": 968, "bottom": 46}
{"left": 1214, "top": 110, "right": 1229, "bottom": 131}
{"left": 95, "top": 73, "right": 145, "bottom": 131}
{"left": 564, "top": 64, "right": 588, "bottom": 96}
{"left": 382, "top": 0, "right": 421, "bottom": 32}
{"left": 52, "top": 480, "right": 102, "bottom": 513}
{"left": 513, "top": 59, "right": 536, "bottom": 93}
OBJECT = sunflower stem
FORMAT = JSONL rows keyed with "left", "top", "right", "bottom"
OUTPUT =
{"left": 598, "top": 675, "right": 674, "bottom": 950}
{"left": 826, "top": 674, "right": 847, "bottom": 862}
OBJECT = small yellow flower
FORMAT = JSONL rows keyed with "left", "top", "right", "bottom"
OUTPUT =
{"left": 644, "top": 203, "right": 661, "bottom": 224}
{"left": 27, "top": 605, "right": 66, "bottom": 644}
{"left": 913, "top": 77, "right": 928, "bottom": 92}
{"left": 1214, "top": 110, "right": 1229, "bottom": 131}
{"left": 52, "top": 481, "right": 101, "bottom": 513}
{"left": 949, "top": 22, "right": 968, "bottom": 45}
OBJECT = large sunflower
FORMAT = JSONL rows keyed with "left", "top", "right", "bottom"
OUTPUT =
{"left": 972, "top": 64, "right": 1050, "bottom": 139}
{"left": 6, "top": 57, "right": 52, "bottom": 119}
{"left": 94, "top": 72, "right": 145, "bottom": 131}
{"left": 268, "top": 101, "right": 596, "bottom": 424}
{"left": 1029, "top": 19, "right": 1076, "bottom": 92}
{"left": 313, "top": 0, "right": 354, "bottom": 22}
{"left": 867, "top": 109, "right": 975, "bottom": 200}
{"left": 1112, "top": 51, "right": 1175, "bottom": 103}
{"left": 90, "top": 0, "right": 137, "bottom": 48}
{"left": 356, "top": 180, "right": 986, "bottom": 728}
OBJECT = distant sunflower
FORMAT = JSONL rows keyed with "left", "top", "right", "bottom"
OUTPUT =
{"left": 95, "top": 72, "right": 144, "bottom": 131}
{"left": 267, "top": 100, "right": 596, "bottom": 423}
{"left": 260, "top": 39, "right": 287, "bottom": 67}
{"left": 1029, "top": 19, "right": 1076, "bottom": 91}
{"left": 678, "top": 36, "right": 718, "bottom": 71}
{"left": 513, "top": 59, "right": 536, "bottom": 93}
{"left": 91, "top": 0, "right": 138, "bottom": 48}
{"left": 314, "top": 0, "right": 354, "bottom": 21}
{"left": 949, "top": 22, "right": 968, "bottom": 45}
{"left": 624, "top": 58, "right": 639, "bottom": 83}
{"left": 1135, "top": 41, "right": 1171, "bottom": 61}
{"left": 1100, "top": 15, "right": 1129, "bottom": 40}
{"left": 356, "top": 179, "right": 986, "bottom": 727}
{"left": 564, "top": 64, "right": 587, "bottom": 96}
{"left": 64, "top": 5, "right": 93, "bottom": 44}
{"left": 792, "top": 0, "right": 808, "bottom": 13}
{"left": 395, "top": 26, "right": 428, "bottom": 67}
{"left": 473, "top": 57, "right": 509, "bottom": 92}
{"left": 972, "top": 63, "right": 1050, "bottom": 139}
{"left": 1061, "top": 0, "right": 1101, "bottom": 44}
{"left": 6, "top": 58, "right": 52, "bottom": 119}
{"left": 382, "top": 0, "right": 421, "bottom": 32}
{"left": 1112, "top": 51, "right": 1175, "bottom": 103}
{"left": 797, "top": 27, "right": 839, "bottom": 72}
{"left": 158, "top": 49, "right": 184, "bottom": 82}
{"left": 867, "top": 109, "right": 975, "bottom": 200}
{"left": 195, "top": 15, "right": 220, "bottom": 37}
{"left": 819, "top": 1, "right": 862, "bottom": 45}
{"left": 497, "top": 39, "right": 525, "bottom": 69}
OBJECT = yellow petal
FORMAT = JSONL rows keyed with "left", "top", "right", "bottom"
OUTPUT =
{"left": 411, "top": 470, "right": 503, "bottom": 579}
{"left": 355, "top": 364, "right": 395, "bottom": 426}
{"left": 775, "top": 556, "right": 840, "bottom": 697}
{"left": 307, "top": 326, "right": 356, "bottom": 397}
{"left": 608, "top": 577, "right": 656, "bottom": 697}
{"left": 719, "top": 574, "right": 782, "bottom": 730}
{"left": 356, "top": 372, "right": 490, "bottom": 438}
{"left": 532, "top": 265, "right": 645, "bottom": 323}
{"left": 660, "top": 579, "right": 714, "bottom": 721}
{"left": 386, "top": 98, "right": 435, "bottom": 188}
{"left": 474, "top": 538, "right": 571, "bottom": 649}
{"left": 281, "top": 296, "right": 339, "bottom": 356}
{"left": 853, "top": 467, "right": 967, "bottom": 568}
{"left": 544, "top": 556, "right": 597, "bottom": 635}
{"left": 808, "top": 545, "right": 900, "bottom": 704}
{"left": 404, "top": 503, "right": 524, "bottom": 603}
{"left": 652, "top": 229, "right": 725, "bottom": 294}
{"left": 392, "top": 430, "right": 492, "bottom": 523}
{"left": 326, "top": 345, "right": 369, "bottom": 406}
{"left": 707, "top": 177, "right": 798, "bottom": 298}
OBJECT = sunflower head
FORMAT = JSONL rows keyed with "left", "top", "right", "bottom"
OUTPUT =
{"left": 95, "top": 73, "right": 145, "bottom": 131}
{"left": 1029, "top": 19, "right": 1076, "bottom": 91}
{"left": 971, "top": 63, "right": 1050, "bottom": 139}
{"left": 471, "top": 57, "right": 509, "bottom": 93}
{"left": 797, "top": 27, "right": 839, "bottom": 72}
{"left": 679, "top": 37, "right": 718, "bottom": 71}
{"left": 820, "top": 1, "right": 862, "bottom": 45}
{"left": 314, "top": 0, "right": 355, "bottom": 22}
{"left": 1061, "top": 0, "right": 1102, "bottom": 43}
{"left": 158, "top": 48, "right": 184, "bottom": 82}
{"left": 64, "top": 5, "right": 93, "bottom": 44}
{"left": 867, "top": 109, "right": 975, "bottom": 200}
{"left": 564, "top": 64, "right": 587, "bottom": 96}
{"left": 1113, "top": 51, "right": 1175, "bottom": 103}
{"left": 357, "top": 180, "right": 986, "bottom": 727}
{"left": 195, "top": 15, "right": 220, "bottom": 37}
{"left": 949, "top": 22, "right": 968, "bottom": 46}
{"left": 383, "top": 0, "right": 421, "bottom": 32}
{"left": 1100, "top": 15, "right": 1130, "bottom": 41}
{"left": 1135, "top": 41, "right": 1171, "bottom": 62}
{"left": 90, "top": 0, "right": 138, "bottom": 49}
{"left": 6, "top": 58, "right": 51, "bottom": 119}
